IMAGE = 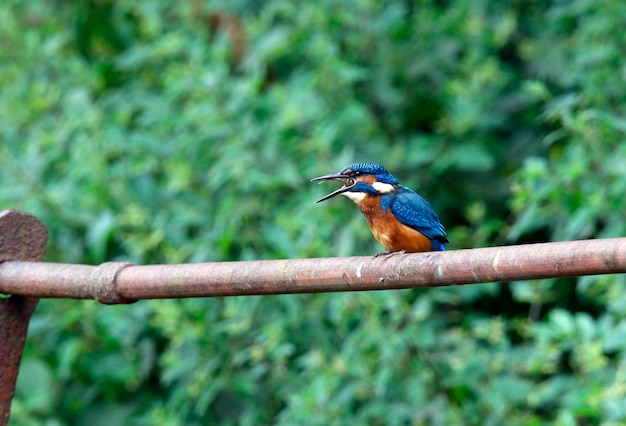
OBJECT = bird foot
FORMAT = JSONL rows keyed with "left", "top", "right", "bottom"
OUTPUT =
{"left": 372, "top": 249, "right": 406, "bottom": 259}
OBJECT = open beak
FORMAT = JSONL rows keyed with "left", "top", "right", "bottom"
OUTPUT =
{"left": 310, "top": 173, "right": 356, "bottom": 203}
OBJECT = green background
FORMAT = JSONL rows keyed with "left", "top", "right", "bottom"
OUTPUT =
{"left": 2, "top": 0, "right": 626, "bottom": 424}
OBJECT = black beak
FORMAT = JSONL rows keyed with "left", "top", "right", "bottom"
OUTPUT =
{"left": 310, "top": 173, "right": 356, "bottom": 203}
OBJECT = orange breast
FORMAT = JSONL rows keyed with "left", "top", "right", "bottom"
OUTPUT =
{"left": 357, "top": 197, "right": 432, "bottom": 253}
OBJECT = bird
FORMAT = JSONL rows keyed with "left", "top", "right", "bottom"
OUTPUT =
{"left": 311, "top": 162, "right": 448, "bottom": 253}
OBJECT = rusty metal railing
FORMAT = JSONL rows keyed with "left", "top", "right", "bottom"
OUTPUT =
{"left": 1, "top": 209, "right": 625, "bottom": 424}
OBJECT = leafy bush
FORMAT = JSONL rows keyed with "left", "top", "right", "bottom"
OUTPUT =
{"left": 2, "top": 0, "right": 626, "bottom": 424}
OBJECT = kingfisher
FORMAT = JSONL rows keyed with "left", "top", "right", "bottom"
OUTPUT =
{"left": 312, "top": 162, "right": 448, "bottom": 253}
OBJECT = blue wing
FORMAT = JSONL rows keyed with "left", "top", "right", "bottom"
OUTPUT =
{"left": 381, "top": 186, "right": 448, "bottom": 245}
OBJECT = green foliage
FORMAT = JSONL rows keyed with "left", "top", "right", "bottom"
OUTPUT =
{"left": 2, "top": 0, "right": 626, "bottom": 424}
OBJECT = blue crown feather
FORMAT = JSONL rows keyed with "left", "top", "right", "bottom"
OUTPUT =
{"left": 340, "top": 163, "right": 399, "bottom": 185}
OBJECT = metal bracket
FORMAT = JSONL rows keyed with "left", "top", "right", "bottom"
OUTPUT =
{"left": 0, "top": 210, "right": 48, "bottom": 425}
{"left": 90, "top": 262, "right": 136, "bottom": 305}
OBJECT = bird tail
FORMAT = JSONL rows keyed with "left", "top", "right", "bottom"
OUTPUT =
{"left": 431, "top": 240, "right": 446, "bottom": 251}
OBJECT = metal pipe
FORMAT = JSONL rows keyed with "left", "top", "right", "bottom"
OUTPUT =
{"left": 1, "top": 238, "right": 625, "bottom": 302}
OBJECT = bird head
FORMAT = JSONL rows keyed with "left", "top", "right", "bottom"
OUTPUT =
{"left": 311, "top": 162, "right": 399, "bottom": 203}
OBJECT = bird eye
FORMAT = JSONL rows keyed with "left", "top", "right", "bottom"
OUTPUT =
{"left": 354, "top": 171, "right": 361, "bottom": 176}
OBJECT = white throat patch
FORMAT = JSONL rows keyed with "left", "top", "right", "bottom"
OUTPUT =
{"left": 372, "top": 181, "right": 395, "bottom": 194}
{"left": 341, "top": 191, "right": 367, "bottom": 204}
